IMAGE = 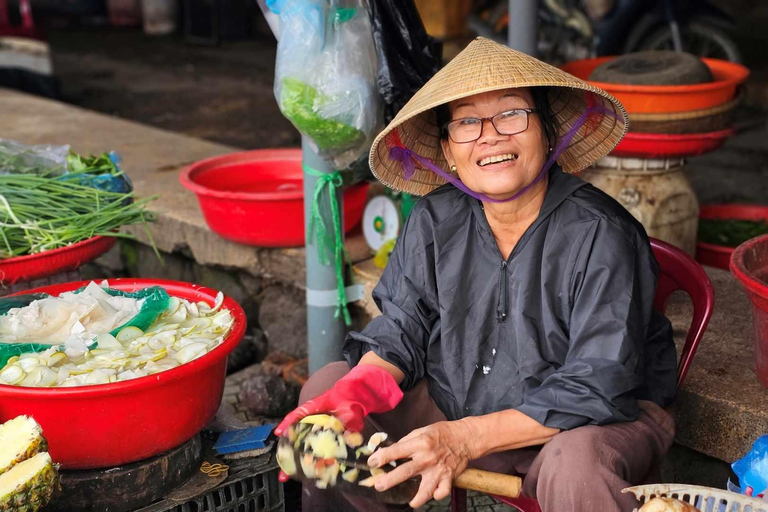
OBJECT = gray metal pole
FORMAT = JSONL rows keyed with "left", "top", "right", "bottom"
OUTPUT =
{"left": 508, "top": 0, "right": 539, "bottom": 56}
{"left": 303, "top": 137, "right": 346, "bottom": 374}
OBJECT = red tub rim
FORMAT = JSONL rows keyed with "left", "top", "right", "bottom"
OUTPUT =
{"left": 731, "top": 234, "right": 768, "bottom": 298}
{"left": 180, "top": 148, "right": 306, "bottom": 202}
{"left": 0, "top": 236, "right": 113, "bottom": 267}
{"left": 561, "top": 57, "right": 750, "bottom": 95}
{"left": 0, "top": 278, "right": 246, "bottom": 398}
{"left": 698, "top": 203, "right": 768, "bottom": 254}
{"left": 622, "top": 128, "right": 736, "bottom": 142}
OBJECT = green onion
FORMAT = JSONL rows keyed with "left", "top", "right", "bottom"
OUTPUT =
{"left": 0, "top": 161, "right": 158, "bottom": 259}
{"left": 698, "top": 218, "right": 768, "bottom": 248}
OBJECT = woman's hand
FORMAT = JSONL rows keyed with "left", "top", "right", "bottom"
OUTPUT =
{"left": 366, "top": 420, "right": 477, "bottom": 509}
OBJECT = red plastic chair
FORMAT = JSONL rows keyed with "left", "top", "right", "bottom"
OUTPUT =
{"left": 450, "top": 238, "right": 715, "bottom": 512}
{"left": 0, "top": 0, "right": 40, "bottom": 39}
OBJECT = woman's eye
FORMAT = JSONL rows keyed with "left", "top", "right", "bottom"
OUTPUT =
{"left": 458, "top": 118, "right": 480, "bottom": 126}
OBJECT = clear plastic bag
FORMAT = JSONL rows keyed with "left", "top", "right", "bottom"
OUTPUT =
{"left": 0, "top": 139, "right": 70, "bottom": 175}
{"left": 271, "top": 0, "right": 382, "bottom": 168}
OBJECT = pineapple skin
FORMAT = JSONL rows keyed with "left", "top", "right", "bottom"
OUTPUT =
{"left": 0, "top": 437, "right": 48, "bottom": 477}
{"left": 0, "top": 460, "right": 59, "bottom": 512}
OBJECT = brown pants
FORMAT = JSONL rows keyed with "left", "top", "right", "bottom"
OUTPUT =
{"left": 300, "top": 362, "right": 675, "bottom": 512}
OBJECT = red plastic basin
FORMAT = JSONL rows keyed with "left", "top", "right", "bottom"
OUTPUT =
{"left": 697, "top": 204, "right": 768, "bottom": 270}
{"left": 611, "top": 129, "right": 735, "bottom": 158}
{"left": 731, "top": 235, "right": 768, "bottom": 389}
{"left": 0, "top": 278, "right": 246, "bottom": 469}
{"left": 180, "top": 149, "right": 369, "bottom": 247}
{"left": 0, "top": 236, "right": 116, "bottom": 286}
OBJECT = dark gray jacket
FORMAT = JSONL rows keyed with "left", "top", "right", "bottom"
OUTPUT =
{"left": 344, "top": 166, "right": 677, "bottom": 430}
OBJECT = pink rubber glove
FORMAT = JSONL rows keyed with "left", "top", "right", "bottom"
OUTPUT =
{"left": 274, "top": 364, "right": 403, "bottom": 436}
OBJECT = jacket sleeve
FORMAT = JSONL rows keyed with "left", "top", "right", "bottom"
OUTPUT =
{"left": 515, "top": 217, "right": 657, "bottom": 430}
{"left": 343, "top": 206, "right": 439, "bottom": 390}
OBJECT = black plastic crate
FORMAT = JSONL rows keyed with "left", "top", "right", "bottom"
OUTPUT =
{"left": 139, "top": 454, "right": 284, "bottom": 512}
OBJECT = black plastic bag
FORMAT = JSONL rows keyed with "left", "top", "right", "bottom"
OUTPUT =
{"left": 368, "top": 0, "right": 443, "bottom": 123}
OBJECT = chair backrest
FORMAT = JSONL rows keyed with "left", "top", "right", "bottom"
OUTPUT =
{"left": 650, "top": 238, "right": 715, "bottom": 388}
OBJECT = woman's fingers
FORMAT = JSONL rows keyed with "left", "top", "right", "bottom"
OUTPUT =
{"left": 433, "top": 477, "right": 453, "bottom": 501}
{"left": 368, "top": 437, "right": 422, "bottom": 468}
{"left": 374, "top": 460, "right": 422, "bottom": 492}
{"left": 274, "top": 401, "right": 320, "bottom": 436}
{"left": 409, "top": 473, "right": 440, "bottom": 509}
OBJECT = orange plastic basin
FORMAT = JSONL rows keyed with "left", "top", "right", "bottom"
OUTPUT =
{"left": 560, "top": 57, "right": 749, "bottom": 114}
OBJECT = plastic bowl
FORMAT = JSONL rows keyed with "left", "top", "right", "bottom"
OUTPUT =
{"left": 0, "top": 278, "right": 246, "bottom": 469}
{"left": 731, "top": 235, "right": 768, "bottom": 388}
{"left": 697, "top": 205, "right": 768, "bottom": 270}
{"left": 0, "top": 236, "right": 116, "bottom": 286}
{"left": 611, "top": 129, "right": 735, "bottom": 158}
{"left": 180, "top": 149, "right": 370, "bottom": 247}
{"left": 560, "top": 57, "right": 749, "bottom": 114}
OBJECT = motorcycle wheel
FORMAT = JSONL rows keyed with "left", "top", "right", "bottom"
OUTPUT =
{"left": 635, "top": 20, "right": 742, "bottom": 63}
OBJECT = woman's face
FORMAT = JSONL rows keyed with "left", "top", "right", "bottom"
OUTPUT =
{"left": 441, "top": 88, "right": 549, "bottom": 201}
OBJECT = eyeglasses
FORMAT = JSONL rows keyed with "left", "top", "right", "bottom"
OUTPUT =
{"left": 444, "top": 108, "right": 540, "bottom": 144}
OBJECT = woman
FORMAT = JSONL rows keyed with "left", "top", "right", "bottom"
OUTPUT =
{"left": 276, "top": 37, "right": 678, "bottom": 512}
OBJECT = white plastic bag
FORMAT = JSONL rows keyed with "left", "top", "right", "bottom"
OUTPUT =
{"left": 272, "top": 0, "right": 382, "bottom": 168}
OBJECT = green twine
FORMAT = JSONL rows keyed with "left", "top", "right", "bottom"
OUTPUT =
{"left": 304, "top": 164, "right": 351, "bottom": 326}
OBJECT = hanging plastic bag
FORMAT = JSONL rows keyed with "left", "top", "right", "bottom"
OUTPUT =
{"left": 271, "top": 0, "right": 382, "bottom": 168}
{"left": 368, "top": 0, "right": 442, "bottom": 123}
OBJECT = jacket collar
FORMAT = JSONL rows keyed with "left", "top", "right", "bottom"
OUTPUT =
{"left": 469, "top": 165, "right": 588, "bottom": 258}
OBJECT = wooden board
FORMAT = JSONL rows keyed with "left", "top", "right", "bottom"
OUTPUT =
{"left": 47, "top": 435, "right": 202, "bottom": 512}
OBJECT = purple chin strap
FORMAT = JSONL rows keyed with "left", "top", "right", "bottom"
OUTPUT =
{"left": 388, "top": 99, "right": 620, "bottom": 203}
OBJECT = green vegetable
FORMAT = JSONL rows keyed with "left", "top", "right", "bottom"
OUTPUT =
{"left": 280, "top": 77, "right": 365, "bottom": 152}
{"left": 698, "top": 218, "right": 768, "bottom": 248}
{"left": 0, "top": 170, "right": 156, "bottom": 259}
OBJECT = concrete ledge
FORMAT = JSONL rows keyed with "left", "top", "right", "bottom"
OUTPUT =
{"left": 667, "top": 267, "right": 768, "bottom": 463}
{"left": 0, "top": 88, "right": 372, "bottom": 288}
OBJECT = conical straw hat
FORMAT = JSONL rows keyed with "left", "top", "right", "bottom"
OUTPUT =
{"left": 369, "top": 37, "right": 628, "bottom": 196}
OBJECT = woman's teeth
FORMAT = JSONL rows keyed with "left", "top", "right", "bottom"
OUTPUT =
{"left": 478, "top": 153, "right": 518, "bottom": 167}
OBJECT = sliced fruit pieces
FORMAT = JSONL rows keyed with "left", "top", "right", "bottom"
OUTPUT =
{"left": 0, "top": 417, "right": 48, "bottom": 477}
{"left": 0, "top": 452, "right": 59, "bottom": 512}
{"left": 299, "top": 414, "right": 344, "bottom": 433}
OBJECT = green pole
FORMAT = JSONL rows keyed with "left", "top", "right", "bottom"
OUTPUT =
{"left": 303, "top": 137, "right": 346, "bottom": 374}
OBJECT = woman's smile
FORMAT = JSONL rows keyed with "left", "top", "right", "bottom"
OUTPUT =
{"left": 476, "top": 152, "right": 519, "bottom": 170}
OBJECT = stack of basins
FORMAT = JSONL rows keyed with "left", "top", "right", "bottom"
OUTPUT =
{"left": 562, "top": 52, "right": 749, "bottom": 255}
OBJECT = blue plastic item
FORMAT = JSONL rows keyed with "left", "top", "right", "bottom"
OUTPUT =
{"left": 213, "top": 424, "right": 276, "bottom": 455}
{"left": 733, "top": 435, "right": 768, "bottom": 496}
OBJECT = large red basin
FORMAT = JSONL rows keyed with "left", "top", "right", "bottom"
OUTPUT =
{"left": 731, "top": 235, "right": 768, "bottom": 389}
{"left": 0, "top": 278, "right": 246, "bottom": 469}
{"left": 180, "top": 149, "right": 369, "bottom": 247}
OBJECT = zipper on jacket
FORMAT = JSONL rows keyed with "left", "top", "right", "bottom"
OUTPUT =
{"left": 497, "top": 261, "right": 508, "bottom": 322}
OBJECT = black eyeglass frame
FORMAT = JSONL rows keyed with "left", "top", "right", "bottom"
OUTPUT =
{"left": 443, "top": 108, "right": 540, "bottom": 144}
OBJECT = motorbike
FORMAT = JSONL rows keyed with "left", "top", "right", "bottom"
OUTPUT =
{"left": 468, "top": 0, "right": 741, "bottom": 65}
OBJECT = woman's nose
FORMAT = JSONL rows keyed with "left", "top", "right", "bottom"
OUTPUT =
{"left": 477, "top": 118, "right": 504, "bottom": 143}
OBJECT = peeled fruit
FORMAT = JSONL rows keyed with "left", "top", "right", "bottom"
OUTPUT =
{"left": 299, "top": 414, "right": 344, "bottom": 433}
{"left": 0, "top": 293, "right": 234, "bottom": 388}
{"left": 277, "top": 415, "right": 395, "bottom": 492}
{"left": 0, "top": 416, "right": 47, "bottom": 476}
{"left": 277, "top": 443, "right": 297, "bottom": 476}
{"left": 0, "top": 452, "right": 59, "bottom": 512}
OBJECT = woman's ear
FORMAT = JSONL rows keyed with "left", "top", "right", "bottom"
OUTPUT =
{"left": 441, "top": 138, "right": 454, "bottom": 169}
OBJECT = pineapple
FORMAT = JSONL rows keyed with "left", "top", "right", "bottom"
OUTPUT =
{"left": 0, "top": 417, "right": 48, "bottom": 476}
{"left": 0, "top": 452, "right": 59, "bottom": 512}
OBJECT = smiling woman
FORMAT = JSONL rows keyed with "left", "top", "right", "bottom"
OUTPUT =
{"left": 277, "top": 37, "right": 678, "bottom": 512}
